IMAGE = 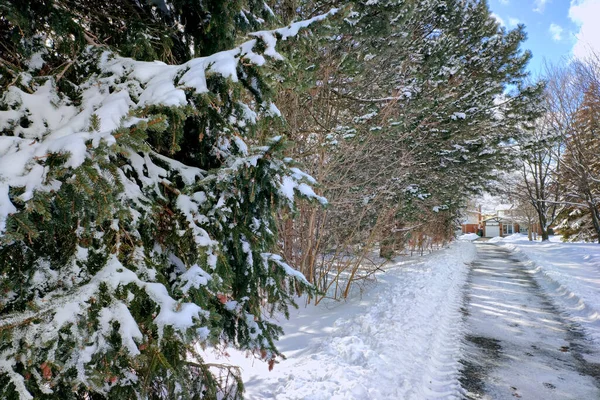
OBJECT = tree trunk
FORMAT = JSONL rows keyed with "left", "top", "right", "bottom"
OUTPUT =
{"left": 283, "top": 215, "right": 294, "bottom": 264}
{"left": 587, "top": 201, "right": 600, "bottom": 243}
{"left": 537, "top": 208, "right": 550, "bottom": 241}
{"left": 301, "top": 209, "right": 318, "bottom": 283}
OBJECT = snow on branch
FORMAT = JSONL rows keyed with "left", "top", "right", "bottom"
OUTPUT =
{"left": 0, "top": 9, "right": 337, "bottom": 233}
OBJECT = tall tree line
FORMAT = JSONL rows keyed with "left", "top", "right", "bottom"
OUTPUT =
{"left": 273, "top": 0, "right": 543, "bottom": 297}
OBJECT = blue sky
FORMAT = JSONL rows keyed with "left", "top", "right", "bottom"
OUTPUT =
{"left": 487, "top": 0, "right": 600, "bottom": 78}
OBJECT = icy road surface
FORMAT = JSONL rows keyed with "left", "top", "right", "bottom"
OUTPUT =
{"left": 460, "top": 243, "right": 600, "bottom": 399}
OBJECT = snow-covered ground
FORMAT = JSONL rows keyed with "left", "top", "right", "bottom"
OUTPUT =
{"left": 205, "top": 236, "right": 600, "bottom": 399}
{"left": 205, "top": 242, "right": 477, "bottom": 399}
{"left": 491, "top": 234, "right": 600, "bottom": 344}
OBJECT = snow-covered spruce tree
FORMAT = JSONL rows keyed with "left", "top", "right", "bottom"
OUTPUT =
{"left": 0, "top": 2, "right": 330, "bottom": 399}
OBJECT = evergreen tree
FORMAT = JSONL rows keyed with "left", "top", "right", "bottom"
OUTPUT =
{"left": 0, "top": 1, "right": 331, "bottom": 398}
{"left": 346, "top": 0, "right": 542, "bottom": 219}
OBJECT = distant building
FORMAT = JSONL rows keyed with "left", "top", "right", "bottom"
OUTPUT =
{"left": 482, "top": 204, "right": 519, "bottom": 238}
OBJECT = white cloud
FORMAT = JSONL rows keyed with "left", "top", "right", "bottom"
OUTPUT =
{"left": 491, "top": 13, "right": 505, "bottom": 27}
{"left": 549, "top": 23, "right": 564, "bottom": 41}
{"left": 569, "top": 0, "right": 600, "bottom": 59}
{"left": 499, "top": 0, "right": 510, "bottom": 4}
{"left": 534, "top": 0, "right": 550, "bottom": 13}
{"left": 508, "top": 17, "right": 521, "bottom": 27}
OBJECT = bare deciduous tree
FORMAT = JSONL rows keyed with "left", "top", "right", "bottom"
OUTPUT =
{"left": 516, "top": 114, "right": 562, "bottom": 241}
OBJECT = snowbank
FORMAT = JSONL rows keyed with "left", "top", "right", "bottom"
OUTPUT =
{"left": 492, "top": 235, "right": 600, "bottom": 344}
{"left": 206, "top": 241, "right": 477, "bottom": 399}
{"left": 458, "top": 233, "right": 479, "bottom": 241}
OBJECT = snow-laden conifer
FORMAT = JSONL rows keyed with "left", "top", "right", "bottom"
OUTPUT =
{"left": 0, "top": 2, "right": 333, "bottom": 398}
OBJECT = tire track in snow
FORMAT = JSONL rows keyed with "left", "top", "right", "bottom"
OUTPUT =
{"left": 459, "top": 243, "right": 600, "bottom": 400}
{"left": 501, "top": 242, "right": 600, "bottom": 345}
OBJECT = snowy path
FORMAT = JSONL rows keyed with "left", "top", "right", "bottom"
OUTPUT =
{"left": 206, "top": 242, "right": 476, "bottom": 399}
{"left": 460, "top": 243, "right": 600, "bottom": 399}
